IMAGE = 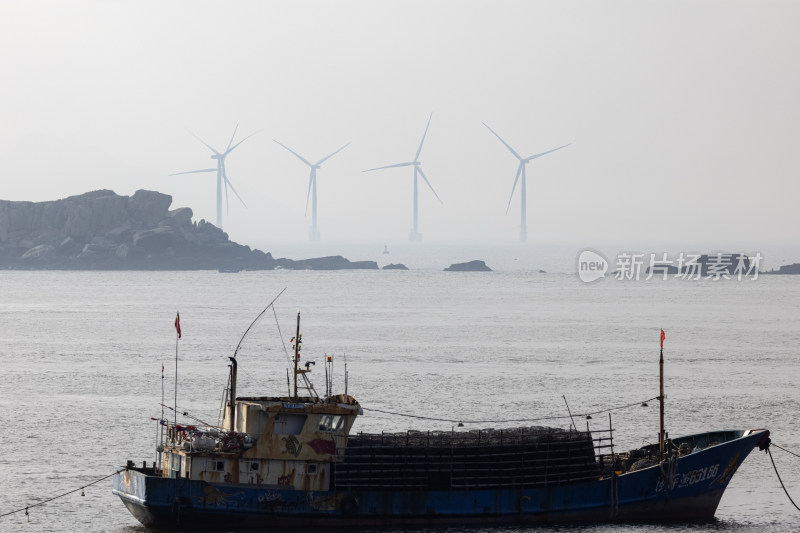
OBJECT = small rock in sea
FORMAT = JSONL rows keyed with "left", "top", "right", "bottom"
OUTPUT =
{"left": 382, "top": 263, "right": 409, "bottom": 270}
{"left": 444, "top": 260, "right": 492, "bottom": 272}
{"left": 764, "top": 262, "right": 800, "bottom": 275}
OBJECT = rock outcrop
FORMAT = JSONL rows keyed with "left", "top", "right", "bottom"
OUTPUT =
{"left": 0, "top": 190, "right": 378, "bottom": 271}
{"left": 764, "top": 263, "right": 800, "bottom": 275}
{"left": 382, "top": 263, "right": 409, "bottom": 270}
{"left": 275, "top": 255, "right": 378, "bottom": 270}
{"left": 444, "top": 260, "right": 492, "bottom": 272}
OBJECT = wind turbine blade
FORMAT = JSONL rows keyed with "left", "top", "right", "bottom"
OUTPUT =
{"left": 363, "top": 162, "right": 413, "bottom": 172}
{"left": 414, "top": 112, "right": 433, "bottom": 161}
{"left": 482, "top": 122, "right": 522, "bottom": 161}
{"left": 506, "top": 164, "right": 523, "bottom": 215}
{"left": 226, "top": 124, "right": 240, "bottom": 152}
{"left": 223, "top": 173, "right": 247, "bottom": 209}
{"left": 226, "top": 130, "right": 261, "bottom": 154}
{"left": 524, "top": 143, "right": 571, "bottom": 162}
{"left": 417, "top": 166, "right": 443, "bottom": 205}
{"left": 189, "top": 131, "right": 220, "bottom": 155}
{"left": 169, "top": 168, "right": 216, "bottom": 176}
{"left": 274, "top": 139, "right": 313, "bottom": 167}
{"left": 315, "top": 141, "right": 351, "bottom": 166}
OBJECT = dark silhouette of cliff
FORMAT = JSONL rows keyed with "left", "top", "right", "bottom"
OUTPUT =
{"left": 0, "top": 190, "right": 377, "bottom": 271}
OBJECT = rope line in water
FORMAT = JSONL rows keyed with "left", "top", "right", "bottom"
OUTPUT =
{"left": 364, "top": 396, "right": 659, "bottom": 424}
{"left": 773, "top": 442, "right": 800, "bottom": 461}
{"left": 768, "top": 447, "right": 800, "bottom": 513}
{"left": 0, "top": 470, "right": 123, "bottom": 520}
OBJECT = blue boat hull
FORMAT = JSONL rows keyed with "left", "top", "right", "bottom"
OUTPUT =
{"left": 113, "top": 429, "right": 767, "bottom": 529}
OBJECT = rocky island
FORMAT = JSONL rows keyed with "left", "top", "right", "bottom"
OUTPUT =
{"left": 0, "top": 190, "right": 378, "bottom": 270}
{"left": 444, "top": 260, "right": 492, "bottom": 272}
{"left": 764, "top": 263, "right": 800, "bottom": 275}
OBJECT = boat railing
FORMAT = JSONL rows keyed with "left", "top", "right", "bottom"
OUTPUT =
{"left": 348, "top": 426, "right": 604, "bottom": 447}
{"left": 334, "top": 426, "right": 609, "bottom": 490}
{"left": 124, "top": 459, "right": 162, "bottom": 477}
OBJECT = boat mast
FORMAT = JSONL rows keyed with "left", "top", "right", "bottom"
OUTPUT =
{"left": 228, "top": 357, "right": 237, "bottom": 431}
{"left": 659, "top": 329, "right": 666, "bottom": 462}
{"left": 293, "top": 312, "right": 301, "bottom": 400}
{"left": 228, "top": 357, "right": 237, "bottom": 432}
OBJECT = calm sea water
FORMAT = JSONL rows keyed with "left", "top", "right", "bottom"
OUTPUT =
{"left": 1, "top": 243, "right": 798, "bottom": 532}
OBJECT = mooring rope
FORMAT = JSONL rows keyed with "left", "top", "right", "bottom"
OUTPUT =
{"left": 768, "top": 446, "right": 800, "bottom": 513}
{"left": 364, "top": 396, "right": 659, "bottom": 424}
{"left": 0, "top": 470, "right": 123, "bottom": 520}
{"left": 773, "top": 442, "right": 800, "bottom": 460}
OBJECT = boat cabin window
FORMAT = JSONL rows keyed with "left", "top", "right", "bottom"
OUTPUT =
{"left": 207, "top": 459, "right": 226, "bottom": 472}
{"left": 318, "top": 414, "right": 344, "bottom": 432}
{"left": 274, "top": 413, "right": 307, "bottom": 435}
{"left": 305, "top": 463, "right": 318, "bottom": 475}
{"left": 240, "top": 460, "right": 260, "bottom": 473}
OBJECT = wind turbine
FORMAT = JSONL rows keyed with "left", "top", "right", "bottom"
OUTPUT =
{"left": 364, "top": 113, "right": 442, "bottom": 242}
{"left": 273, "top": 139, "right": 350, "bottom": 241}
{"left": 483, "top": 123, "right": 569, "bottom": 242}
{"left": 170, "top": 124, "right": 257, "bottom": 230}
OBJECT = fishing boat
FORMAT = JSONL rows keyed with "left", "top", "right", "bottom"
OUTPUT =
{"left": 113, "top": 309, "right": 770, "bottom": 528}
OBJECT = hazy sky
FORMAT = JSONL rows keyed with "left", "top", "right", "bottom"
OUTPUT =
{"left": 2, "top": 1, "right": 798, "bottom": 248}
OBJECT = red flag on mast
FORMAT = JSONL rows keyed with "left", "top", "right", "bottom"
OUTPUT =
{"left": 660, "top": 329, "right": 665, "bottom": 349}
{"left": 175, "top": 312, "right": 181, "bottom": 339}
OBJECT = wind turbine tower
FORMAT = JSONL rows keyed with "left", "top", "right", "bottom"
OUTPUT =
{"left": 170, "top": 125, "right": 257, "bottom": 230}
{"left": 274, "top": 139, "right": 350, "bottom": 241}
{"left": 364, "top": 113, "right": 442, "bottom": 242}
{"left": 483, "top": 123, "right": 569, "bottom": 242}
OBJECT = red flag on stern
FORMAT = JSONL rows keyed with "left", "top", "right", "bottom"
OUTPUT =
{"left": 175, "top": 312, "right": 182, "bottom": 339}
{"left": 660, "top": 329, "right": 665, "bottom": 349}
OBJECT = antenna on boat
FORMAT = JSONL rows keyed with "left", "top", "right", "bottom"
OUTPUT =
{"left": 158, "top": 361, "right": 165, "bottom": 469}
{"left": 232, "top": 288, "right": 287, "bottom": 359}
{"left": 293, "top": 311, "right": 301, "bottom": 399}
{"left": 173, "top": 311, "right": 181, "bottom": 434}
{"left": 325, "top": 354, "right": 334, "bottom": 397}
{"left": 659, "top": 329, "right": 666, "bottom": 462}
{"left": 228, "top": 357, "right": 237, "bottom": 431}
{"left": 562, "top": 395, "right": 577, "bottom": 432}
